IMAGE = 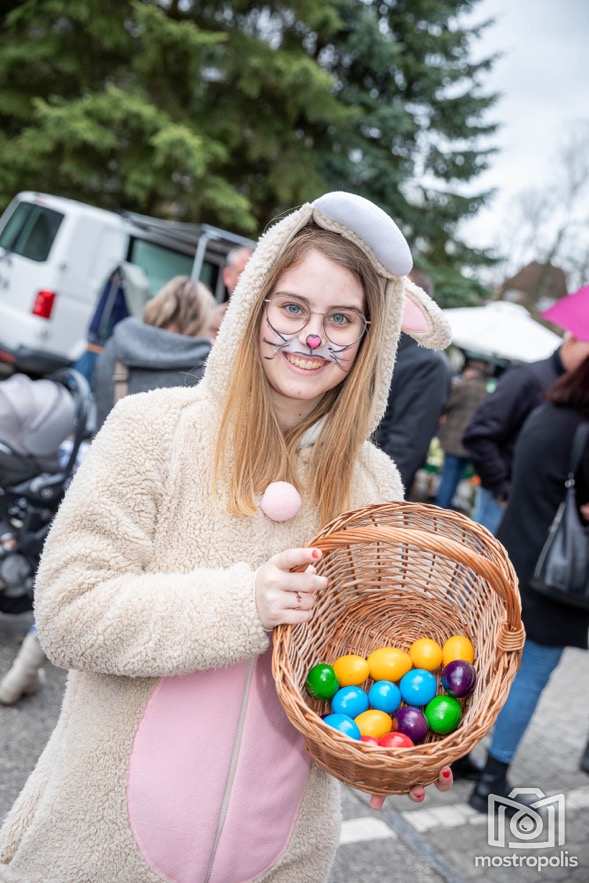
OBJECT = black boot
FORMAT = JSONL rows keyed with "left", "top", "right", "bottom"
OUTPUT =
{"left": 580, "top": 738, "right": 589, "bottom": 774}
{"left": 451, "top": 753, "right": 483, "bottom": 782}
{"left": 468, "top": 754, "right": 513, "bottom": 814}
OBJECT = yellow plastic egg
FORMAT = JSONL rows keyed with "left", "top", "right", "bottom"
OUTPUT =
{"left": 332, "top": 654, "right": 369, "bottom": 686}
{"left": 355, "top": 709, "right": 393, "bottom": 739}
{"left": 442, "top": 635, "right": 475, "bottom": 666}
{"left": 367, "top": 647, "right": 412, "bottom": 682}
{"left": 409, "top": 638, "right": 443, "bottom": 671}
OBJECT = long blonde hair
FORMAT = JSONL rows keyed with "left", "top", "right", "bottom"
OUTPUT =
{"left": 214, "top": 225, "right": 386, "bottom": 525}
{"left": 144, "top": 276, "right": 215, "bottom": 338}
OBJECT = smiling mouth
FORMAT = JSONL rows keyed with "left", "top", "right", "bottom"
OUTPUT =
{"left": 284, "top": 352, "right": 327, "bottom": 371}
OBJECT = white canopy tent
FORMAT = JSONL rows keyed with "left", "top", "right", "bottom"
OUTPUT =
{"left": 443, "top": 301, "right": 562, "bottom": 363}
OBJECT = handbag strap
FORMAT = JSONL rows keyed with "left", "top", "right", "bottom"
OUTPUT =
{"left": 567, "top": 422, "right": 589, "bottom": 486}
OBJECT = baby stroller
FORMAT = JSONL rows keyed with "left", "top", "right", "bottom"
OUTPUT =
{"left": 0, "top": 369, "right": 93, "bottom": 614}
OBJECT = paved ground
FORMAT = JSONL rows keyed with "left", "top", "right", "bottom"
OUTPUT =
{"left": 1, "top": 611, "right": 588, "bottom": 882}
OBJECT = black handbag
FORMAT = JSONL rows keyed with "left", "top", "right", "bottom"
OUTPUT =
{"left": 530, "top": 423, "right": 589, "bottom": 609}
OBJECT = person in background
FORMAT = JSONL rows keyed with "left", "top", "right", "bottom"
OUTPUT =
{"left": 92, "top": 276, "right": 215, "bottom": 432}
{"left": 469, "top": 354, "right": 589, "bottom": 811}
{"left": 209, "top": 246, "right": 253, "bottom": 338}
{"left": 435, "top": 360, "right": 489, "bottom": 509}
{"left": 463, "top": 328, "right": 589, "bottom": 534}
{"left": 374, "top": 269, "right": 451, "bottom": 494}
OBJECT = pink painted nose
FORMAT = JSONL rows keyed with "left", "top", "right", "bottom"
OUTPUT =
{"left": 306, "top": 334, "right": 322, "bottom": 350}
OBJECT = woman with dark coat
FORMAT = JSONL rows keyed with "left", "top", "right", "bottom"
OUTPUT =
{"left": 469, "top": 354, "right": 589, "bottom": 811}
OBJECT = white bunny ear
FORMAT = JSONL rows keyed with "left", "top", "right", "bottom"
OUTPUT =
{"left": 400, "top": 278, "right": 452, "bottom": 350}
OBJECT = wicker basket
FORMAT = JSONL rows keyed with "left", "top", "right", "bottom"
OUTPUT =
{"left": 272, "top": 502, "right": 525, "bottom": 796}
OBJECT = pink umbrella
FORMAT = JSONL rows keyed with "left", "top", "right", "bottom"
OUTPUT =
{"left": 541, "top": 285, "right": 589, "bottom": 342}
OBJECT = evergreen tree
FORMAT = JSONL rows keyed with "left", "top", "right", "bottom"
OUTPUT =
{"left": 0, "top": 0, "right": 498, "bottom": 303}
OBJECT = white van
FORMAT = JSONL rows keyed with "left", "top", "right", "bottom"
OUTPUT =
{"left": 0, "top": 192, "right": 252, "bottom": 374}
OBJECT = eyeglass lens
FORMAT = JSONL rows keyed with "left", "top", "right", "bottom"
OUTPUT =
{"left": 266, "top": 293, "right": 367, "bottom": 346}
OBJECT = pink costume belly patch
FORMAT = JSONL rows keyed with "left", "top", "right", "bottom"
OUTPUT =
{"left": 127, "top": 649, "right": 310, "bottom": 883}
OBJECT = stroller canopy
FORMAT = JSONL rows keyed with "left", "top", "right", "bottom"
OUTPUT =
{"left": 0, "top": 374, "right": 76, "bottom": 459}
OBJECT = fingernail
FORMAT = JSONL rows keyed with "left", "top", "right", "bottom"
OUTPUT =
{"left": 312, "top": 549, "right": 321, "bottom": 560}
{"left": 415, "top": 792, "right": 425, "bottom": 801}
{"left": 442, "top": 769, "right": 451, "bottom": 779}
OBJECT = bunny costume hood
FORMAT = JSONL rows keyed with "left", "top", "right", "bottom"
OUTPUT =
{"left": 204, "top": 191, "right": 450, "bottom": 435}
{"left": 0, "top": 193, "right": 449, "bottom": 883}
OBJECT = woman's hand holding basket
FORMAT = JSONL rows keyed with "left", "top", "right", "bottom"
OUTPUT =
{"left": 255, "top": 547, "right": 327, "bottom": 629}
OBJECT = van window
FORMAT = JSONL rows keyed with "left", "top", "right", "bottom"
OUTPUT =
{"left": 0, "top": 201, "right": 63, "bottom": 262}
{"left": 128, "top": 238, "right": 194, "bottom": 295}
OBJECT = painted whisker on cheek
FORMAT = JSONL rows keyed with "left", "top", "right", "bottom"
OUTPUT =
{"left": 262, "top": 337, "right": 290, "bottom": 360}
{"left": 327, "top": 344, "right": 355, "bottom": 372}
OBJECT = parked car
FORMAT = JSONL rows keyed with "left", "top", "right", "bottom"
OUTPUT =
{"left": 0, "top": 192, "right": 253, "bottom": 374}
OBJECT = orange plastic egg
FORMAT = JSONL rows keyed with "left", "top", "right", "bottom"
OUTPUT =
{"left": 442, "top": 635, "right": 475, "bottom": 666}
{"left": 355, "top": 709, "right": 394, "bottom": 739}
{"left": 367, "top": 647, "right": 412, "bottom": 682}
{"left": 409, "top": 638, "right": 443, "bottom": 671}
{"left": 332, "top": 654, "right": 370, "bottom": 687}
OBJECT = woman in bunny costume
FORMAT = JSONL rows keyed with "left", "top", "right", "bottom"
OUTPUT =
{"left": 0, "top": 193, "right": 452, "bottom": 883}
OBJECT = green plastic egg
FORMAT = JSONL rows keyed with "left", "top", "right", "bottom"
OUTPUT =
{"left": 424, "top": 694, "right": 462, "bottom": 734}
{"left": 306, "top": 663, "right": 339, "bottom": 700}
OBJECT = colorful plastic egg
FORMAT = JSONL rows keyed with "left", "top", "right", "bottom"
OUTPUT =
{"left": 424, "top": 695, "right": 462, "bottom": 734}
{"left": 367, "top": 647, "right": 412, "bottom": 682}
{"left": 378, "top": 731, "right": 414, "bottom": 748}
{"left": 409, "top": 638, "right": 443, "bottom": 671}
{"left": 331, "top": 686, "right": 369, "bottom": 718}
{"left": 442, "top": 635, "right": 475, "bottom": 666}
{"left": 441, "top": 660, "right": 476, "bottom": 698}
{"left": 306, "top": 663, "right": 339, "bottom": 700}
{"left": 368, "top": 680, "right": 402, "bottom": 714}
{"left": 332, "top": 654, "right": 370, "bottom": 687}
{"left": 399, "top": 668, "right": 437, "bottom": 706}
{"left": 355, "top": 709, "right": 393, "bottom": 739}
{"left": 394, "top": 706, "right": 429, "bottom": 744}
{"left": 360, "top": 735, "right": 380, "bottom": 746}
{"left": 323, "top": 713, "right": 361, "bottom": 740}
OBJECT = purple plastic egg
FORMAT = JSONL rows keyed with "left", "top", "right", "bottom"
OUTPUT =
{"left": 394, "top": 705, "right": 429, "bottom": 744}
{"left": 441, "top": 660, "right": 476, "bottom": 698}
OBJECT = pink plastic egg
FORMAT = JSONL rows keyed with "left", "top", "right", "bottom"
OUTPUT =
{"left": 260, "top": 481, "right": 302, "bottom": 522}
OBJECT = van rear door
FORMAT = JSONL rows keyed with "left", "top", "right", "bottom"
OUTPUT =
{"left": 0, "top": 198, "right": 64, "bottom": 354}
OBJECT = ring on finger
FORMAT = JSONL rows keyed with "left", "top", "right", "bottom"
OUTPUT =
{"left": 295, "top": 591, "right": 303, "bottom": 608}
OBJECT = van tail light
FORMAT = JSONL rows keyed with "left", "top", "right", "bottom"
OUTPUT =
{"left": 32, "top": 289, "right": 56, "bottom": 319}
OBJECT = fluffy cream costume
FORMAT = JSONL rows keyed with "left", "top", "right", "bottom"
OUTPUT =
{"left": 0, "top": 195, "right": 450, "bottom": 883}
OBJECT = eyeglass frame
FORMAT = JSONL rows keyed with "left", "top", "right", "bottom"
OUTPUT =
{"left": 262, "top": 293, "right": 370, "bottom": 346}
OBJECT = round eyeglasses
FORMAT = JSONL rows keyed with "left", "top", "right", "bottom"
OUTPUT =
{"left": 264, "top": 294, "right": 369, "bottom": 348}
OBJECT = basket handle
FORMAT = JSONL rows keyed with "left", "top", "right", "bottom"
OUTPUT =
{"left": 301, "top": 524, "right": 525, "bottom": 653}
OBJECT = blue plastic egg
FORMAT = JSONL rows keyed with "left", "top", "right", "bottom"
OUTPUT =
{"left": 323, "top": 713, "right": 361, "bottom": 740}
{"left": 331, "top": 686, "right": 369, "bottom": 718}
{"left": 368, "top": 680, "right": 401, "bottom": 713}
{"left": 399, "top": 669, "right": 437, "bottom": 706}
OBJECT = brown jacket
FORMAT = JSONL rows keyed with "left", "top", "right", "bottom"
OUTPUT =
{"left": 438, "top": 375, "right": 488, "bottom": 457}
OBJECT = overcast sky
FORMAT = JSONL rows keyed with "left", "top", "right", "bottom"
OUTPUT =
{"left": 460, "top": 0, "right": 589, "bottom": 251}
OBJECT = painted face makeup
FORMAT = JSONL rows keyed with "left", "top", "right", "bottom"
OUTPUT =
{"left": 262, "top": 291, "right": 367, "bottom": 372}
{"left": 257, "top": 249, "right": 366, "bottom": 425}
{"left": 262, "top": 316, "right": 358, "bottom": 373}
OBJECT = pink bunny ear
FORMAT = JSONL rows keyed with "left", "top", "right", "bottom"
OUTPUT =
{"left": 398, "top": 278, "right": 452, "bottom": 350}
{"left": 401, "top": 295, "right": 430, "bottom": 333}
